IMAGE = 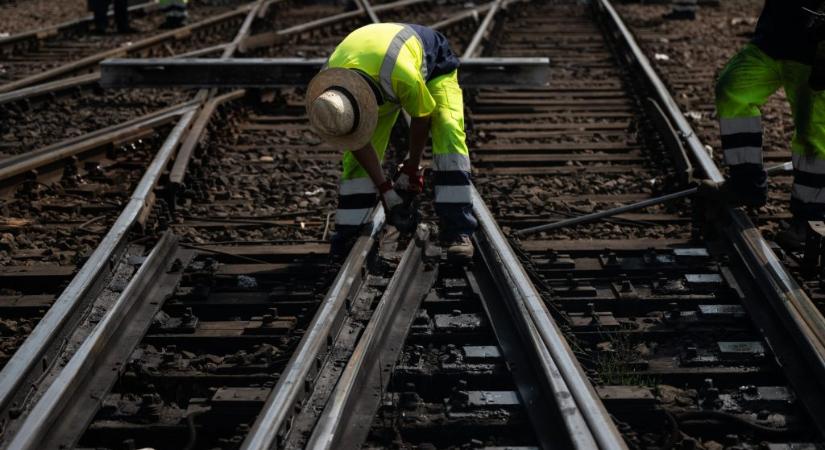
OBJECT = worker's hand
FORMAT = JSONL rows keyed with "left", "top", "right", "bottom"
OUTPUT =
{"left": 379, "top": 180, "right": 405, "bottom": 211}
{"left": 378, "top": 180, "right": 420, "bottom": 233}
{"left": 394, "top": 161, "right": 424, "bottom": 194}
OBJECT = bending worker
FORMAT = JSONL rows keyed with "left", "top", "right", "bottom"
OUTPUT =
{"left": 305, "top": 23, "right": 477, "bottom": 259}
{"left": 715, "top": 0, "right": 825, "bottom": 247}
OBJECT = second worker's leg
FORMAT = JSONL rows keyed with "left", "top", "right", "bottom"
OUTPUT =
{"left": 715, "top": 44, "right": 783, "bottom": 206}
{"left": 90, "top": 0, "right": 109, "bottom": 33}
{"left": 114, "top": 0, "right": 133, "bottom": 32}
{"left": 779, "top": 60, "right": 825, "bottom": 248}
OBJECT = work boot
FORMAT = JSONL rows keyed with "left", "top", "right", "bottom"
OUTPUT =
{"left": 444, "top": 234, "right": 474, "bottom": 262}
{"left": 775, "top": 220, "right": 808, "bottom": 252}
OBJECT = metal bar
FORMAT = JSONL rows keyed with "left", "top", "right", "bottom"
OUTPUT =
{"left": 598, "top": 0, "right": 825, "bottom": 435}
{"left": 472, "top": 188, "right": 628, "bottom": 450}
{"left": 462, "top": 0, "right": 504, "bottom": 58}
{"left": 306, "top": 228, "right": 436, "bottom": 449}
{"left": 0, "top": 108, "right": 197, "bottom": 426}
{"left": 515, "top": 161, "right": 793, "bottom": 237}
{"left": 241, "top": 209, "right": 385, "bottom": 450}
{"left": 4, "top": 232, "right": 183, "bottom": 450}
{"left": 99, "top": 57, "right": 549, "bottom": 88}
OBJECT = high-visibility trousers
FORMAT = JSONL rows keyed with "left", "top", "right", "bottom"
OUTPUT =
{"left": 334, "top": 69, "right": 478, "bottom": 238}
{"left": 157, "top": 0, "right": 188, "bottom": 18}
{"left": 716, "top": 43, "right": 825, "bottom": 220}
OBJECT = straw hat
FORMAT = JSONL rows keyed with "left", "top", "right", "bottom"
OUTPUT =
{"left": 306, "top": 68, "right": 379, "bottom": 150}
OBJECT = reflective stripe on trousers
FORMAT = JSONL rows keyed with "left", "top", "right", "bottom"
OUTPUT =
{"left": 720, "top": 116, "right": 762, "bottom": 166}
{"left": 335, "top": 177, "right": 378, "bottom": 226}
{"left": 792, "top": 153, "right": 825, "bottom": 207}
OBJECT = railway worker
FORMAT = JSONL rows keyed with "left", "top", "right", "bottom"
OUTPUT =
{"left": 89, "top": 0, "right": 135, "bottom": 34}
{"left": 157, "top": 0, "right": 188, "bottom": 29}
{"left": 305, "top": 23, "right": 477, "bottom": 260}
{"left": 714, "top": 0, "right": 825, "bottom": 248}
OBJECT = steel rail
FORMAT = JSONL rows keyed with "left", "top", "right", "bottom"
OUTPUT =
{"left": 429, "top": 2, "right": 492, "bottom": 30}
{"left": 0, "top": 100, "right": 197, "bottom": 182}
{"left": 597, "top": 0, "right": 825, "bottom": 435}
{"left": 472, "top": 189, "right": 628, "bottom": 450}
{"left": 0, "top": 73, "right": 99, "bottom": 106}
{"left": 306, "top": 228, "right": 436, "bottom": 450}
{"left": 3, "top": 231, "right": 183, "bottom": 450}
{"left": 462, "top": 2, "right": 627, "bottom": 448}
{"left": 0, "top": 2, "right": 156, "bottom": 50}
{"left": 363, "top": 2, "right": 618, "bottom": 445}
{"left": 466, "top": 261, "right": 566, "bottom": 449}
{"left": 166, "top": 0, "right": 279, "bottom": 190}
{"left": 240, "top": 210, "right": 385, "bottom": 450}
{"left": 168, "top": 90, "right": 245, "bottom": 187}
{"left": 462, "top": 0, "right": 504, "bottom": 58}
{"left": 0, "top": 3, "right": 256, "bottom": 94}
{"left": 355, "top": 0, "right": 381, "bottom": 24}
{"left": 0, "top": 106, "right": 197, "bottom": 432}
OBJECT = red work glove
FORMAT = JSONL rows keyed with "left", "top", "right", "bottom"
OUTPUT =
{"left": 394, "top": 161, "right": 424, "bottom": 194}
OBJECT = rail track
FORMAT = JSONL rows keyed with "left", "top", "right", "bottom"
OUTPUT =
{"left": 475, "top": 0, "right": 825, "bottom": 448}
{"left": 1, "top": 0, "right": 825, "bottom": 449}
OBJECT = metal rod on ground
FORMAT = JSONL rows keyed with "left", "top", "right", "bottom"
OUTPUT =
{"left": 515, "top": 161, "right": 792, "bottom": 237}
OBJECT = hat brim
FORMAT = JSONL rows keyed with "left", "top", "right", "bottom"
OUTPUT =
{"left": 306, "top": 68, "right": 379, "bottom": 150}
